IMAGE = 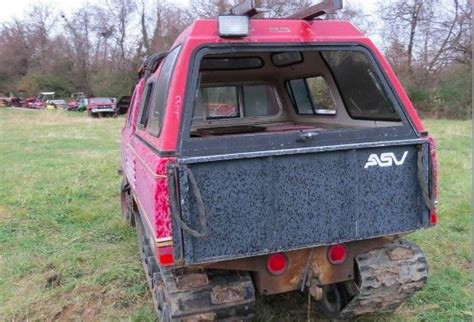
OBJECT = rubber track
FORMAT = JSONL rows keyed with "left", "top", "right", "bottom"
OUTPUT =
{"left": 136, "top": 215, "right": 255, "bottom": 321}
{"left": 340, "top": 239, "right": 428, "bottom": 318}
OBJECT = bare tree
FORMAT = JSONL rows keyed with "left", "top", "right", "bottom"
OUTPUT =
{"left": 151, "top": 1, "right": 193, "bottom": 51}
{"left": 380, "top": 0, "right": 469, "bottom": 78}
{"left": 139, "top": 0, "right": 151, "bottom": 54}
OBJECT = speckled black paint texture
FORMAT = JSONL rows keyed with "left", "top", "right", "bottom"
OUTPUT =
{"left": 172, "top": 143, "right": 430, "bottom": 265}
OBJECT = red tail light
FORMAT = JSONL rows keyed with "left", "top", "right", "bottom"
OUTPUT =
{"left": 157, "top": 246, "right": 174, "bottom": 266}
{"left": 430, "top": 209, "right": 438, "bottom": 225}
{"left": 328, "top": 244, "right": 347, "bottom": 265}
{"left": 266, "top": 253, "right": 288, "bottom": 275}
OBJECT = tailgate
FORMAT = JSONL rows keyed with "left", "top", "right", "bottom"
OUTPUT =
{"left": 169, "top": 139, "right": 432, "bottom": 265}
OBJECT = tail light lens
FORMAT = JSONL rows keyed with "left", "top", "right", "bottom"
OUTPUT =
{"left": 328, "top": 244, "right": 347, "bottom": 265}
{"left": 430, "top": 209, "right": 438, "bottom": 225}
{"left": 157, "top": 246, "right": 174, "bottom": 266}
{"left": 266, "top": 253, "right": 288, "bottom": 275}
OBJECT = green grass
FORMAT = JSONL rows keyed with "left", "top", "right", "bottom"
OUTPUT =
{"left": 0, "top": 109, "right": 471, "bottom": 321}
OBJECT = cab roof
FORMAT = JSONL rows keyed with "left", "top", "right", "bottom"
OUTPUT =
{"left": 174, "top": 19, "right": 366, "bottom": 46}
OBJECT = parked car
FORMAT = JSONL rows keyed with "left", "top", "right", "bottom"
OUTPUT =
{"left": 67, "top": 98, "right": 87, "bottom": 111}
{"left": 24, "top": 96, "right": 37, "bottom": 108}
{"left": 31, "top": 100, "right": 45, "bottom": 109}
{"left": 0, "top": 96, "right": 8, "bottom": 107}
{"left": 46, "top": 99, "right": 67, "bottom": 109}
{"left": 116, "top": 96, "right": 131, "bottom": 115}
{"left": 6, "top": 97, "right": 23, "bottom": 107}
{"left": 119, "top": 0, "right": 437, "bottom": 320}
{"left": 86, "top": 97, "right": 116, "bottom": 117}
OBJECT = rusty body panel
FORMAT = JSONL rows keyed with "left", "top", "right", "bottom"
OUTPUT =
{"left": 205, "top": 237, "right": 395, "bottom": 295}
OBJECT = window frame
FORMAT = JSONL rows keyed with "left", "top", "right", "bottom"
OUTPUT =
{"left": 178, "top": 44, "right": 417, "bottom": 158}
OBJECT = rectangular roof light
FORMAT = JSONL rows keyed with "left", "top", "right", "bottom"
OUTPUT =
{"left": 218, "top": 15, "right": 249, "bottom": 38}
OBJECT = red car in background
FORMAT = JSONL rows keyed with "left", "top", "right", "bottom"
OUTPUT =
{"left": 87, "top": 97, "right": 117, "bottom": 117}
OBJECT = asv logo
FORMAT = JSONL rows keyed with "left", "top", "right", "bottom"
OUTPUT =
{"left": 364, "top": 151, "right": 408, "bottom": 169}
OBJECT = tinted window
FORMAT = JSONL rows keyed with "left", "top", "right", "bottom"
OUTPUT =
{"left": 322, "top": 51, "right": 400, "bottom": 121}
{"left": 287, "top": 76, "right": 336, "bottom": 115}
{"left": 138, "top": 83, "right": 154, "bottom": 127}
{"left": 147, "top": 46, "right": 181, "bottom": 136}
{"left": 243, "top": 85, "right": 278, "bottom": 117}
{"left": 200, "top": 57, "right": 263, "bottom": 71}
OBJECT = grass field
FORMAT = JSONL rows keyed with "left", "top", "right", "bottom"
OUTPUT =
{"left": 0, "top": 108, "right": 471, "bottom": 321}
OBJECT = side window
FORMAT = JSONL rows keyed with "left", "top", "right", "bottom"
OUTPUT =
{"left": 287, "top": 76, "right": 336, "bottom": 115}
{"left": 138, "top": 82, "right": 155, "bottom": 128}
{"left": 126, "top": 90, "right": 137, "bottom": 127}
{"left": 147, "top": 46, "right": 181, "bottom": 136}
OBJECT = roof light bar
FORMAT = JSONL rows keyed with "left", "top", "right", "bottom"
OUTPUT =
{"left": 218, "top": 15, "right": 249, "bottom": 38}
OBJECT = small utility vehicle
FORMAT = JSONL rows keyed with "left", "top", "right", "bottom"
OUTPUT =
{"left": 120, "top": 1, "right": 438, "bottom": 320}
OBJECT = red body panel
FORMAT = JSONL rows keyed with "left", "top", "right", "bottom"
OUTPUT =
{"left": 121, "top": 18, "right": 427, "bottom": 245}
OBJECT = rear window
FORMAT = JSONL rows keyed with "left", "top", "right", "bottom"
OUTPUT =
{"left": 194, "top": 84, "right": 278, "bottom": 121}
{"left": 90, "top": 98, "right": 112, "bottom": 104}
{"left": 322, "top": 51, "right": 400, "bottom": 121}
{"left": 287, "top": 76, "right": 336, "bottom": 115}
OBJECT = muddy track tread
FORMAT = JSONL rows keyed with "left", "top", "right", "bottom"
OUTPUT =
{"left": 340, "top": 239, "right": 428, "bottom": 318}
{"left": 135, "top": 213, "right": 255, "bottom": 321}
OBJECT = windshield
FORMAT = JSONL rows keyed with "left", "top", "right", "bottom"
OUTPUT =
{"left": 90, "top": 98, "right": 112, "bottom": 104}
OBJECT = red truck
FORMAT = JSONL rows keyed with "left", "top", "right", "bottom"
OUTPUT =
{"left": 120, "top": 1, "right": 438, "bottom": 320}
{"left": 87, "top": 97, "right": 117, "bottom": 117}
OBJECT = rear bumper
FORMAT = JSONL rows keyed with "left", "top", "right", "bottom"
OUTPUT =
{"left": 204, "top": 237, "right": 394, "bottom": 295}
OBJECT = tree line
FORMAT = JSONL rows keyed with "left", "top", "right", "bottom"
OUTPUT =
{"left": 0, "top": 0, "right": 470, "bottom": 118}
